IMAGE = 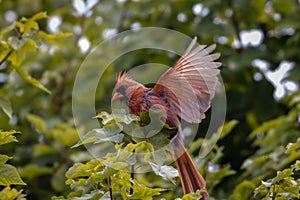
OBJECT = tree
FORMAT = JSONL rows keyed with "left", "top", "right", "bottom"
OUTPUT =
{"left": 0, "top": 0, "right": 299, "bottom": 199}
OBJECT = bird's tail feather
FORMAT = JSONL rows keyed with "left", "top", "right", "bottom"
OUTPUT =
{"left": 172, "top": 136, "right": 208, "bottom": 199}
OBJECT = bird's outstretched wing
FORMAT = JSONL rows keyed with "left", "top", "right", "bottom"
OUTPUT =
{"left": 152, "top": 37, "right": 221, "bottom": 123}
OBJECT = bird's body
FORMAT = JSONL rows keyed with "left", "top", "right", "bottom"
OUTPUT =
{"left": 112, "top": 38, "right": 221, "bottom": 199}
{"left": 128, "top": 86, "right": 178, "bottom": 128}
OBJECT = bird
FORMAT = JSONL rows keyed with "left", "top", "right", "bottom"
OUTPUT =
{"left": 112, "top": 37, "right": 221, "bottom": 199}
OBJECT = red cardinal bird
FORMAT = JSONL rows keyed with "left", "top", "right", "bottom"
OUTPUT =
{"left": 112, "top": 37, "right": 221, "bottom": 199}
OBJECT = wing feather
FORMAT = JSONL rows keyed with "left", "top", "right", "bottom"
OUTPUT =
{"left": 152, "top": 37, "right": 221, "bottom": 123}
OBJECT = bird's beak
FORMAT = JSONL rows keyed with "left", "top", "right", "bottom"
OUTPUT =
{"left": 112, "top": 93, "right": 123, "bottom": 101}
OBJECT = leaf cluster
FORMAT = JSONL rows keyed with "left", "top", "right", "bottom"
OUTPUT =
{"left": 0, "top": 130, "right": 26, "bottom": 200}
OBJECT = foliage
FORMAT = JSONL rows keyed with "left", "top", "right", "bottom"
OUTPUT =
{"left": 253, "top": 137, "right": 300, "bottom": 199}
{"left": 0, "top": 130, "right": 26, "bottom": 199}
{"left": 52, "top": 111, "right": 236, "bottom": 199}
{"left": 0, "top": 0, "right": 300, "bottom": 199}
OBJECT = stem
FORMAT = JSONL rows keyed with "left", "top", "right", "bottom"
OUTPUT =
{"left": 116, "top": 0, "right": 131, "bottom": 33}
{"left": 130, "top": 148, "right": 136, "bottom": 195}
{"left": 271, "top": 184, "right": 276, "bottom": 200}
{"left": 0, "top": 26, "right": 25, "bottom": 67}
{"left": 130, "top": 164, "right": 134, "bottom": 195}
{"left": 108, "top": 176, "right": 113, "bottom": 200}
{"left": 0, "top": 49, "right": 13, "bottom": 66}
{"left": 228, "top": 0, "right": 243, "bottom": 50}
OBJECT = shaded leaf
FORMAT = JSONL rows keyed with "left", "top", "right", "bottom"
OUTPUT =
{"left": 272, "top": 169, "right": 293, "bottom": 184}
{"left": 26, "top": 113, "right": 46, "bottom": 133}
{"left": 149, "top": 162, "right": 178, "bottom": 182}
{"left": 249, "top": 117, "right": 284, "bottom": 139}
{"left": 14, "top": 64, "right": 51, "bottom": 94}
{"left": 19, "top": 164, "right": 52, "bottom": 180}
{"left": 228, "top": 181, "right": 256, "bottom": 200}
{"left": 48, "top": 122, "right": 79, "bottom": 146}
{"left": 219, "top": 120, "right": 239, "bottom": 140}
{"left": 286, "top": 138, "right": 300, "bottom": 154}
{"left": 33, "top": 144, "right": 56, "bottom": 158}
{"left": 0, "top": 97, "right": 12, "bottom": 119}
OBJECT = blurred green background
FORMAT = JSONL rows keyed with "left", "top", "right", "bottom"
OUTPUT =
{"left": 0, "top": 0, "right": 300, "bottom": 199}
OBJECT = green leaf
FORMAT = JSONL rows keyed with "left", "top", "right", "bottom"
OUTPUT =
{"left": 206, "top": 165, "right": 236, "bottom": 189}
{"left": 218, "top": 120, "right": 239, "bottom": 140}
{"left": 106, "top": 161, "right": 128, "bottom": 171}
{"left": 291, "top": 160, "right": 300, "bottom": 171}
{"left": 0, "top": 130, "right": 18, "bottom": 145}
{"left": 8, "top": 36, "right": 25, "bottom": 51}
{"left": 73, "top": 190, "right": 103, "bottom": 200}
{"left": 8, "top": 38, "right": 37, "bottom": 65}
{"left": 96, "top": 111, "right": 139, "bottom": 125}
{"left": 273, "top": 0, "right": 293, "bottom": 13}
{"left": 7, "top": 51, "right": 20, "bottom": 66}
{"left": 33, "top": 144, "right": 56, "bottom": 158}
{"left": 26, "top": 113, "right": 46, "bottom": 133}
{"left": 38, "top": 31, "right": 72, "bottom": 41}
{"left": 66, "top": 159, "right": 103, "bottom": 180}
{"left": 229, "top": 181, "right": 256, "bottom": 200}
{"left": 66, "top": 190, "right": 84, "bottom": 198}
{"left": 66, "top": 178, "right": 86, "bottom": 189}
{"left": 74, "top": 122, "right": 123, "bottom": 147}
{"left": 14, "top": 64, "right": 51, "bottom": 94}
{"left": 149, "top": 162, "right": 178, "bottom": 183}
{"left": 19, "top": 164, "right": 52, "bottom": 180}
{"left": 14, "top": 22, "right": 25, "bottom": 34}
{"left": 249, "top": 117, "right": 284, "bottom": 139}
{"left": 22, "top": 19, "right": 39, "bottom": 35}
{"left": 272, "top": 169, "right": 293, "bottom": 184}
{"left": 0, "top": 187, "right": 26, "bottom": 200}
{"left": 123, "top": 141, "right": 153, "bottom": 154}
{"left": 0, "top": 155, "right": 12, "bottom": 165}
{"left": 286, "top": 138, "right": 300, "bottom": 154}
{"left": 31, "top": 12, "right": 47, "bottom": 21}
{"left": 130, "top": 182, "right": 165, "bottom": 199}
{"left": 182, "top": 189, "right": 205, "bottom": 200}
{"left": 48, "top": 122, "right": 79, "bottom": 146}
{"left": 0, "top": 164, "right": 26, "bottom": 186}
{"left": 0, "top": 97, "right": 12, "bottom": 119}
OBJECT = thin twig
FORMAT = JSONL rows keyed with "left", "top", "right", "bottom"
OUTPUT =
{"left": 0, "top": 25, "right": 25, "bottom": 66}
{"left": 228, "top": 0, "right": 243, "bottom": 50}
{"left": 108, "top": 176, "right": 113, "bottom": 200}
{"left": 116, "top": 0, "right": 131, "bottom": 33}
{"left": 129, "top": 147, "right": 136, "bottom": 195}
{"left": 130, "top": 164, "right": 135, "bottom": 195}
{"left": 0, "top": 49, "right": 13, "bottom": 66}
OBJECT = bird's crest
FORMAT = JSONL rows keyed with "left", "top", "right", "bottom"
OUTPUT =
{"left": 116, "top": 72, "right": 143, "bottom": 87}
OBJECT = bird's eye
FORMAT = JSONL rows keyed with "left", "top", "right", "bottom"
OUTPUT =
{"left": 116, "top": 85, "right": 128, "bottom": 95}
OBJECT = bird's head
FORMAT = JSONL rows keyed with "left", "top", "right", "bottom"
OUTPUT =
{"left": 112, "top": 72, "right": 143, "bottom": 102}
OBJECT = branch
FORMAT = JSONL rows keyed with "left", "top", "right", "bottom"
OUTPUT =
{"left": 116, "top": 0, "right": 131, "bottom": 33}
{"left": 108, "top": 176, "right": 113, "bottom": 200}
{"left": 0, "top": 28, "right": 25, "bottom": 66}
{"left": 0, "top": 49, "right": 13, "bottom": 66}
{"left": 228, "top": 0, "right": 243, "bottom": 50}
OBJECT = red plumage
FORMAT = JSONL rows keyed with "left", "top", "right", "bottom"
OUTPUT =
{"left": 112, "top": 37, "right": 221, "bottom": 199}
